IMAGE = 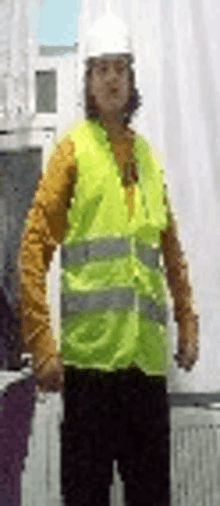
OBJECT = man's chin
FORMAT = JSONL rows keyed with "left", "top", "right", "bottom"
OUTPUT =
{"left": 100, "top": 110, "right": 125, "bottom": 118}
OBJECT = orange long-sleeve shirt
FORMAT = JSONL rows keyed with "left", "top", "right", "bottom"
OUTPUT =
{"left": 16, "top": 131, "right": 198, "bottom": 372}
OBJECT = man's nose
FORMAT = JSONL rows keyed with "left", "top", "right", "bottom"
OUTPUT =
{"left": 105, "top": 65, "right": 119, "bottom": 83}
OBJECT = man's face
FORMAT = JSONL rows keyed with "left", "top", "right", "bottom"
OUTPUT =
{"left": 89, "top": 54, "right": 130, "bottom": 117}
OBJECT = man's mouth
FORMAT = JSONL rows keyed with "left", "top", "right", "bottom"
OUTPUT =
{"left": 109, "top": 93, "right": 119, "bottom": 101}
{"left": 109, "top": 88, "right": 119, "bottom": 95}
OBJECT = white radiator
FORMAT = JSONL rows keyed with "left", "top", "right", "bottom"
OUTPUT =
{"left": 170, "top": 406, "right": 220, "bottom": 506}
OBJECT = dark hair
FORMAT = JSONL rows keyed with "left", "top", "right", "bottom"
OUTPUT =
{"left": 84, "top": 54, "right": 143, "bottom": 126}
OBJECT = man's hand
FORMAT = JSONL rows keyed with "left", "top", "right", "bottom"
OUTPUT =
{"left": 34, "top": 354, "right": 64, "bottom": 394}
{"left": 174, "top": 314, "right": 199, "bottom": 371}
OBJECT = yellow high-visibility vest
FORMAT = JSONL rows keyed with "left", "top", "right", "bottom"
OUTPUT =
{"left": 60, "top": 118, "right": 171, "bottom": 376}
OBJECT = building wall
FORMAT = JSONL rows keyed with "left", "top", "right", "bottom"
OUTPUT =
{"left": 0, "top": 0, "right": 33, "bottom": 121}
{"left": 30, "top": 45, "right": 78, "bottom": 140}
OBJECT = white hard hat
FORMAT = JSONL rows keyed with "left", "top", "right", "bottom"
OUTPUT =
{"left": 85, "top": 11, "right": 132, "bottom": 58}
{"left": 76, "top": 3, "right": 136, "bottom": 118}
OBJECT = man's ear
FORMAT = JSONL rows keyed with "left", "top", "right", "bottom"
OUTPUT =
{"left": 87, "top": 71, "right": 93, "bottom": 97}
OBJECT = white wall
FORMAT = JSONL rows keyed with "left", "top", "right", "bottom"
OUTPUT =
{"left": 30, "top": 52, "right": 77, "bottom": 138}
{"left": 0, "top": 0, "right": 31, "bottom": 119}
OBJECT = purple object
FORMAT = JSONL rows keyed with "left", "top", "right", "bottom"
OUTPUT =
{"left": 0, "top": 373, "right": 36, "bottom": 505}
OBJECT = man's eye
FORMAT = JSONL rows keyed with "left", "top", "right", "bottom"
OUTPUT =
{"left": 116, "top": 64, "right": 126, "bottom": 73}
{"left": 100, "top": 66, "right": 107, "bottom": 72}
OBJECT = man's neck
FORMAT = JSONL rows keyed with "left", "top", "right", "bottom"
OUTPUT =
{"left": 99, "top": 114, "right": 126, "bottom": 138}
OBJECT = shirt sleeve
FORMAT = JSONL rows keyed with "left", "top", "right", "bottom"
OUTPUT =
{"left": 17, "top": 137, "right": 77, "bottom": 372}
{"left": 160, "top": 184, "right": 198, "bottom": 324}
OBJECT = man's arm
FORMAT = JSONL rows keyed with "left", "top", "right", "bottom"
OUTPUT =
{"left": 160, "top": 185, "right": 199, "bottom": 325}
{"left": 17, "top": 137, "right": 77, "bottom": 373}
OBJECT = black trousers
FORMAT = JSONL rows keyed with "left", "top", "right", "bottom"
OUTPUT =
{"left": 61, "top": 366, "right": 170, "bottom": 506}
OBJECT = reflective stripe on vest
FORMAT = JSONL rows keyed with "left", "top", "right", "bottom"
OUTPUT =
{"left": 62, "top": 237, "right": 161, "bottom": 269}
{"left": 61, "top": 237, "right": 166, "bottom": 325}
{"left": 62, "top": 287, "right": 167, "bottom": 325}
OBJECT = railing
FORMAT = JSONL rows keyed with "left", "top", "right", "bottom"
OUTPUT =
{"left": 2, "top": 366, "right": 220, "bottom": 506}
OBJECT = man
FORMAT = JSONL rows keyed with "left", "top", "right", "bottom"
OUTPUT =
{"left": 17, "top": 9, "right": 199, "bottom": 506}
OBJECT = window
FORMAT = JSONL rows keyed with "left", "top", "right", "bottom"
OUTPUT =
{"left": 35, "top": 70, "right": 57, "bottom": 113}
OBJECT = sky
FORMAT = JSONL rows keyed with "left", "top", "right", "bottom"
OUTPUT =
{"left": 34, "top": 0, "right": 170, "bottom": 47}
{"left": 37, "top": 0, "right": 80, "bottom": 46}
